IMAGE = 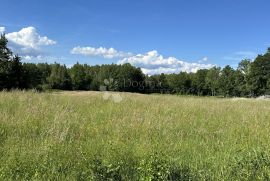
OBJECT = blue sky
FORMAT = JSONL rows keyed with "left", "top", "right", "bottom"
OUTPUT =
{"left": 1, "top": 0, "right": 270, "bottom": 74}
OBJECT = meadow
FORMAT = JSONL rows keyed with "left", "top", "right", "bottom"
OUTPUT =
{"left": 0, "top": 91, "right": 270, "bottom": 180}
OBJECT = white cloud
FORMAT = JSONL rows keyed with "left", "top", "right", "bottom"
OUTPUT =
{"left": 202, "top": 57, "right": 208, "bottom": 61}
{"left": 198, "top": 57, "right": 208, "bottom": 63}
{"left": 0, "top": 27, "right": 5, "bottom": 34}
{"left": 21, "top": 55, "right": 66, "bottom": 63}
{"left": 70, "top": 46, "right": 214, "bottom": 74}
{"left": 6, "top": 27, "right": 56, "bottom": 49}
{"left": 3, "top": 26, "right": 56, "bottom": 59}
{"left": 22, "top": 55, "right": 46, "bottom": 61}
{"left": 118, "top": 50, "right": 214, "bottom": 75}
{"left": 71, "top": 46, "right": 132, "bottom": 59}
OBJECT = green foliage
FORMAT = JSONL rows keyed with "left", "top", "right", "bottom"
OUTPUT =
{"left": 137, "top": 153, "right": 197, "bottom": 181}
{"left": 1, "top": 33, "right": 270, "bottom": 97}
{"left": 218, "top": 65, "right": 236, "bottom": 97}
{"left": 0, "top": 34, "right": 12, "bottom": 61}
{"left": 7, "top": 55, "right": 23, "bottom": 88}
{"left": 249, "top": 51, "right": 270, "bottom": 96}
{"left": 90, "top": 159, "right": 122, "bottom": 181}
{"left": 191, "top": 69, "right": 209, "bottom": 96}
{"left": 0, "top": 35, "right": 23, "bottom": 89}
{"left": 137, "top": 153, "right": 170, "bottom": 180}
{"left": 70, "top": 63, "right": 92, "bottom": 90}
{"left": 205, "top": 67, "right": 220, "bottom": 96}
{"left": 117, "top": 63, "right": 146, "bottom": 93}
{"left": 166, "top": 72, "right": 191, "bottom": 94}
{"left": 47, "top": 63, "right": 72, "bottom": 90}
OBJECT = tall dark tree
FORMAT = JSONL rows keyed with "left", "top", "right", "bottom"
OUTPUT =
{"left": 159, "top": 73, "right": 170, "bottom": 93}
{"left": 205, "top": 67, "right": 221, "bottom": 96}
{"left": 235, "top": 60, "right": 252, "bottom": 96}
{"left": 238, "top": 59, "right": 251, "bottom": 75}
{"left": 166, "top": 72, "right": 191, "bottom": 94}
{"left": 249, "top": 49, "right": 270, "bottom": 95}
{"left": 145, "top": 75, "right": 162, "bottom": 93}
{"left": 0, "top": 34, "right": 12, "bottom": 61}
{"left": 47, "top": 63, "right": 72, "bottom": 90}
{"left": 9, "top": 55, "right": 23, "bottom": 88}
{"left": 117, "top": 63, "right": 145, "bottom": 92}
{"left": 23, "top": 63, "right": 41, "bottom": 89}
{"left": 70, "top": 63, "right": 91, "bottom": 90}
{"left": 37, "top": 63, "right": 51, "bottom": 85}
{"left": 219, "top": 66, "right": 236, "bottom": 97}
{"left": 0, "top": 34, "right": 12, "bottom": 89}
{"left": 0, "top": 34, "right": 23, "bottom": 89}
{"left": 191, "top": 69, "right": 209, "bottom": 96}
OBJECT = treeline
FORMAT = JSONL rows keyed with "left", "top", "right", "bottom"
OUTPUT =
{"left": 1, "top": 34, "right": 270, "bottom": 97}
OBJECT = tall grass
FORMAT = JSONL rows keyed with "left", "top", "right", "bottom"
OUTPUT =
{"left": 0, "top": 91, "right": 270, "bottom": 180}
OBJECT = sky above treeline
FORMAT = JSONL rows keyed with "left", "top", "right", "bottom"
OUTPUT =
{"left": 1, "top": 0, "right": 270, "bottom": 75}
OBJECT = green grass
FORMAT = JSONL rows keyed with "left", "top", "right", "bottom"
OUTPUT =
{"left": 1, "top": 91, "right": 270, "bottom": 180}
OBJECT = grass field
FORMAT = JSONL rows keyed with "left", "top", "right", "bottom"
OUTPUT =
{"left": 1, "top": 91, "right": 270, "bottom": 180}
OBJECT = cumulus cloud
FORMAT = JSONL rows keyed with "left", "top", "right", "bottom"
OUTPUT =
{"left": 71, "top": 46, "right": 132, "bottom": 59}
{"left": 21, "top": 55, "right": 66, "bottom": 64}
{"left": 0, "top": 27, "right": 5, "bottom": 34}
{"left": 70, "top": 46, "right": 214, "bottom": 75}
{"left": 6, "top": 27, "right": 56, "bottom": 49}
{"left": 3, "top": 26, "right": 56, "bottom": 58}
{"left": 118, "top": 50, "right": 214, "bottom": 75}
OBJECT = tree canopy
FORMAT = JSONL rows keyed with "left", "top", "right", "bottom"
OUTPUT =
{"left": 1, "top": 34, "right": 270, "bottom": 97}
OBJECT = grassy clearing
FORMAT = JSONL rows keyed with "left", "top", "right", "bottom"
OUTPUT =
{"left": 0, "top": 91, "right": 270, "bottom": 180}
